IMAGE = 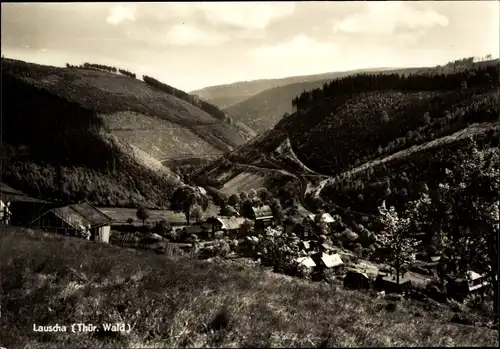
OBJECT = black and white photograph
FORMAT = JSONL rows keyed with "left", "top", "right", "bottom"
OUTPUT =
{"left": 1, "top": 1, "right": 499, "bottom": 347}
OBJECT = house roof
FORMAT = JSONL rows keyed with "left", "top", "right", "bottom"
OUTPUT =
{"left": 251, "top": 205, "right": 273, "bottom": 220}
{"left": 319, "top": 253, "right": 344, "bottom": 268}
{"left": 32, "top": 201, "right": 112, "bottom": 229}
{"left": 466, "top": 270, "right": 486, "bottom": 281}
{"left": 69, "top": 202, "right": 112, "bottom": 226}
{"left": 296, "top": 256, "right": 316, "bottom": 268}
{"left": 213, "top": 217, "right": 247, "bottom": 230}
{"left": 308, "top": 213, "right": 335, "bottom": 223}
{"left": 0, "top": 183, "right": 50, "bottom": 203}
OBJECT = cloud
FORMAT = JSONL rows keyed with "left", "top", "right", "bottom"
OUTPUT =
{"left": 249, "top": 35, "right": 338, "bottom": 59}
{"left": 139, "top": 3, "right": 295, "bottom": 30}
{"left": 106, "top": 5, "right": 136, "bottom": 25}
{"left": 333, "top": 2, "right": 449, "bottom": 35}
{"left": 199, "top": 2, "right": 296, "bottom": 29}
{"left": 163, "top": 24, "right": 229, "bottom": 46}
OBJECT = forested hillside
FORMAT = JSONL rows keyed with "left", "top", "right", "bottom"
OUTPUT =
{"left": 224, "top": 68, "right": 404, "bottom": 133}
{"left": 278, "top": 58, "right": 498, "bottom": 175}
{"left": 191, "top": 68, "right": 395, "bottom": 109}
{"left": 0, "top": 58, "right": 248, "bottom": 208}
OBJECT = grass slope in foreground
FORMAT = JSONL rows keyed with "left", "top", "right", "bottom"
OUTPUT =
{"left": 1, "top": 58, "right": 246, "bottom": 207}
{"left": 1, "top": 227, "right": 498, "bottom": 348}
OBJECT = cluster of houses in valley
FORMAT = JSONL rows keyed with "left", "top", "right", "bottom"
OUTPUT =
{"left": 1, "top": 182, "right": 492, "bottom": 301}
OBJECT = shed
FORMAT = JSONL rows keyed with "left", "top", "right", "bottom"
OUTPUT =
{"left": 250, "top": 205, "right": 274, "bottom": 229}
{"left": 31, "top": 201, "right": 112, "bottom": 243}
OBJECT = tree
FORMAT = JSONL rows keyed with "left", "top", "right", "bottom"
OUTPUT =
{"left": 240, "top": 199, "right": 254, "bottom": 219}
{"left": 248, "top": 189, "right": 257, "bottom": 200}
{"left": 136, "top": 206, "right": 150, "bottom": 227}
{"left": 126, "top": 218, "right": 134, "bottom": 225}
{"left": 241, "top": 219, "right": 255, "bottom": 236}
{"left": 270, "top": 198, "right": 284, "bottom": 226}
{"left": 378, "top": 201, "right": 418, "bottom": 285}
{"left": 170, "top": 186, "right": 208, "bottom": 226}
{"left": 191, "top": 204, "right": 203, "bottom": 223}
{"left": 153, "top": 219, "right": 171, "bottom": 237}
{"left": 258, "top": 187, "right": 270, "bottom": 203}
{"left": 410, "top": 141, "right": 499, "bottom": 320}
{"left": 239, "top": 191, "right": 248, "bottom": 202}
{"left": 228, "top": 193, "right": 241, "bottom": 207}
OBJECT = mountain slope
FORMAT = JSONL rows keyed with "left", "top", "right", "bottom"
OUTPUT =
{"left": 195, "top": 58, "right": 499, "bottom": 210}
{"left": 223, "top": 65, "right": 487, "bottom": 134}
{"left": 1, "top": 58, "right": 248, "bottom": 207}
{"left": 191, "top": 68, "right": 396, "bottom": 109}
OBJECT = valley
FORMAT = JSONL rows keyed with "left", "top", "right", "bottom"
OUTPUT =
{"left": 2, "top": 56, "right": 499, "bottom": 348}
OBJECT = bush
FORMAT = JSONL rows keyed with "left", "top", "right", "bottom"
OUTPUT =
{"left": 212, "top": 239, "right": 231, "bottom": 258}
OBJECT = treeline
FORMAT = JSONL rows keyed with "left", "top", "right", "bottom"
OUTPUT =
{"left": 66, "top": 62, "right": 136, "bottom": 78}
{"left": 142, "top": 75, "right": 230, "bottom": 123}
{"left": 291, "top": 60, "right": 498, "bottom": 111}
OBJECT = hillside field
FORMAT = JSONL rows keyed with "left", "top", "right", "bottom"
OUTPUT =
{"left": 1, "top": 227, "right": 498, "bottom": 348}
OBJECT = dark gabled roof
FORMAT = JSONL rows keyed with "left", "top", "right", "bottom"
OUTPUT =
{"left": 0, "top": 183, "right": 50, "bottom": 203}
{"left": 69, "top": 202, "right": 112, "bottom": 226}
{"left": 31, "top": 201, "right": 112, "bottom": 228}
{"left": 251, "top": 205, "right": 273, "bottom": 220}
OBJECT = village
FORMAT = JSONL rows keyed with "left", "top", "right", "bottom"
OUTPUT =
{"left": 0, "top": 181, "right": 492, "bottom": 309}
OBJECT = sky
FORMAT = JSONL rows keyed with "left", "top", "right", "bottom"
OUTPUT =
{"left": 2, "top": 1, "right": 499, "bottom": 91}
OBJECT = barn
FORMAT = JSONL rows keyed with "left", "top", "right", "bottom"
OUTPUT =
{"left": 30, "top": 201, "right": 113, "bottom": 243}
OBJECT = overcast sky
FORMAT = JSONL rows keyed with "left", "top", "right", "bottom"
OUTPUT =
{"left": 2, "top": 1, "right": 499, "bottom": 91}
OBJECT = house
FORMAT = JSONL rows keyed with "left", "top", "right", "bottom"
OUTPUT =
{"left": 0, "top": 200, "right": 11, "bottom": 224}
{"left": 250, "top": 205, "right": 274, "bottom": 230}
{"left": 308, "top": 213, "right": 335, "bottom": 224}
{"left": 375, "top": 274, "right": 412, "bottom": 294}
{"left": 1, "top": 183, "right": 52, "bottom": 226}
{"left": 31, "top": 201, "right": 113, "bottom": 243}
{"left": 204, "top": 216, "right": 247, "bottom": 239}
{"left": 311, "top": 252, "right": 344, "bottom": 270}
{"left": 446, "top": 270, "right": 491, "bottom": 301}
{"left": 344, "top": 270, "right": 371, "bottom": 290}
{"left": 296, "top": 256, "right": 316, "bottom": 269}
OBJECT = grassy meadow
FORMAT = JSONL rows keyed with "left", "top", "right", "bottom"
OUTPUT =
{"left": 1, "top": 227, "right": 498, "bottom": 348}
